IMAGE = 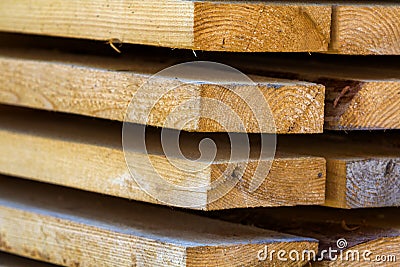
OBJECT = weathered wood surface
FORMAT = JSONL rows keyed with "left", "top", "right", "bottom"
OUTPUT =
{"left": 0, "top": 106, "right": 326, "bottom": 210}
{"left": 279, "top": 133, "right": 400, "bottom": 208}
{"left": 0, "top": 0, "right": 331, "bottom": 52}
{"left": 0, "top": 176, "right": 318, "bottom": 267}
{"left": 0, "top": 48, "right": 325, "bottom": 134}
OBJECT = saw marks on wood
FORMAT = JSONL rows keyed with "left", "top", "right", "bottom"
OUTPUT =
{"left": 331, "top": 5, "right": 400, "bottom": 55}
{"left": 279, "top": 132, "right": 400, "bottom": 208}
{"left": 0, "top": 106, "right": 326, "bottom": 210}
{"left": 0, "top": 0, "right": 331, "bottom": 52}
{"left": 0, "top": 48, "right": 325, "bottom": 134}
{"left": 213, "top": 206, "right": 400, "bottom": 267}
{"left": 0, "top": 176, "right": 318, "bottom": 267}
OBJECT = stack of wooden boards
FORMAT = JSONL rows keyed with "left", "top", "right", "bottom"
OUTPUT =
{"left": 0, "top": 1, "right": 399, "bottom": 266}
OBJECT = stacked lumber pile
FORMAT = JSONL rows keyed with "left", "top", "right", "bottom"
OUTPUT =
{"left": 0, "top": 1, "right": 399, "bottom": 266}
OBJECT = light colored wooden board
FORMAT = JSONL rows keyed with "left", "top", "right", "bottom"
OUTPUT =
{"left": 331, "top": 5, "right": 400, "bottom": 55}
{"left": 0, "top": 48, "right": 325, "bottom": 134}
{"left": 0, "top": 253, "right": 58, "bottom": 267}
{"left": 213, "top": 206, "right": 400, "bottom": 267}
{"left": 0, "top": 106, "right": 326, "bottom": 210}
{"left": 0, "top": 0, "right": 331, "bottom": 52}
{"left": 193, "top": 2, "right": 331, "bottom": 52}
{"left": 3, "top": 36, "right": 400, "bottom": 131}
{"left": 0, "top": 176, "right": 318, "bottom": 267}
{"left": 219, "top": 53, "right": 400, "bottom": 130}
{"left": 279, "top": 133, "right": 400, "bottom": 208}
{"left": 3, "top": 1, "right": 400, "bottom": 55}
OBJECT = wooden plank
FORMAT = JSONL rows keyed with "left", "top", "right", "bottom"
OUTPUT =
{"left": 0, "top": 176, "right": 318, "bottom": 267}
{"left": 193, "top": 2, "right": 331, "bottom": 52}
{"left": 0, "top": 48, "right": 325, "bottom": 134}
{"left": 0, "top": 106, "right": 326, "bottom": 210}
{"left": 278, "top": 133, "right": 400, "bottom": 208}
{"left": 219, "top": 53, "right": 400, "bottom": 130}
{"left": 3, "top": 34, "right": 400, "bottom": 131}
{"left": 322, "top": 79, "right": 400, "bottom": 130}
{"left": 213, "top": 207, "right": 400, "bottom": 266}
{"left": 331, "top": 5, "right": 400, "bottom": 55}
{"left": 3, "top": 1, "right": 400, "bottom": 55}
{"left": 0, "top": 252, "right": 58, "bottom": 267}
{"left": 0, "top": 0, "right": 331, "bottom": 52}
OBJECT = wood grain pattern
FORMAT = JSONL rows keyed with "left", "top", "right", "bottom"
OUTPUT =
{"left": 221, "top": 54, "right": 400, "bottom": 130}
{"left": 0, "top": 176, "right": 318, "bottom": 267}
{"left": 194, "top": 2, "right": 331, "bottom": 52}
{"left": 213, "top": 207, "right": 400, "bottom": 267}
{"left": 0, "top": 106, "right": 326, "bottom": 210}
{"left": 331, "top": 5, "right": 400, "bottom": 55}
{"left": 0, "top": 48, "right": 325, "bottom": 134}
{"left": 0, "top": 0, "right": 331, "bottom": 52}
{"left": 279, "top": 133, "right": 400, "bottom": 208}
{"left": 0, "top": 0, "right": 194, "bottom": 49}
{"left": 3, "top": 1, "right": 400, "bottom": 55}
{"left": 323, "top": 80, "right": 400, "bottom": 130}
{"left": 326, "top": 158, "right": 400, "bottom": 209}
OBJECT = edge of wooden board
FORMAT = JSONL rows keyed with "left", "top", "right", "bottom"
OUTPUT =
{"left": 0, "top": 48, "right": 325, "bottom": 134}
{"left": 278, "top": 133, "right": 400, "bottom": 208}
{"left": 214, "top": 53, "right": 400, "bottom": 130}
{"left": 0, "top": 0, "right": 331, "bottom": 52}
{"left": 330, "top": 5, "right": 400, "bottom": 55}
{"left": 325, "top": 158, "right": 400, "bottom": 209}
{"left": 2, "top": 1, "right": 400, "bottom": 54}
